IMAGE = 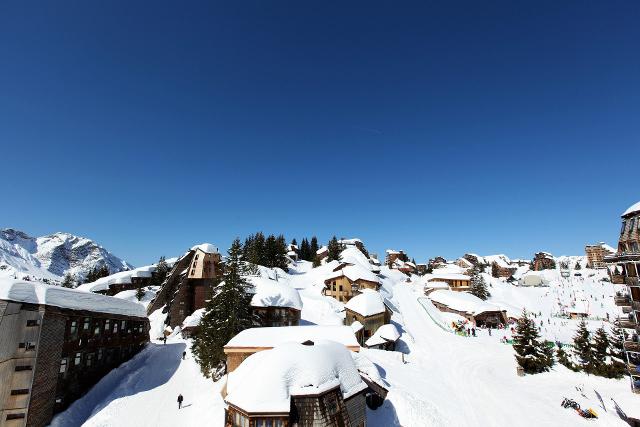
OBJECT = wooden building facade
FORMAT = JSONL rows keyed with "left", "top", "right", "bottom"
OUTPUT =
{"left": 0, "top": 282, "right": 149, "bottom": 427}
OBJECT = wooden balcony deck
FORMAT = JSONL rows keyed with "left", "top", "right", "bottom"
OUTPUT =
{"left": 616, "top": 319, "right": 637, "bottom": 329}
{"left": 615, "top": 295, "right": 631, "bottom": 306}
{"left": 624, "top": 341, "right": 640, "bottom": 353}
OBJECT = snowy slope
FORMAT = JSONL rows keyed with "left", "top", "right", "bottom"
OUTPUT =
{"left": 0, "top": 228, "right": 132, "bottom": 282}
{"left": 52, "top": 246, "right": 637, "bottom": 427}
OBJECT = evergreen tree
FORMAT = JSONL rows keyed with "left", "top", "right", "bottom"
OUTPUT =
{"left": 609, "top": 325, "right": 628, "bottom": 360}
{"left": 572, "top": 319, "right": 594, "bottom": 373}
{"left": 469, "top": 268, "right": 490, "bottom": 300}
{"left": 327, "top": 236, "right": 342, "bottom": 262}
{"left": 291, "top": 238, "right": 297, "bottom": 247}
{"left": 556, "top": 346, "right": 577, "bottom": 371}
{"left": 150, "top": 256, "right": 170, "bottom": 287}
{"left": 513, "top": 310, "right": 554, "bottom": 374}
{"left": 592, "top": 326, "right": 610, "bottom": 367}
{"left": 275, "top": 234, "right": 288, "bottom": 270}
{"left": 574, "top": 261, "right": 582, "bottom": 270}
{"left": 191, "top": 238, "right": 255, "bottom": 378}
{"left": 61, "top": 273, "right": 76, "bottom": 288}
{"left": 310, "top": 236, "right": 319, "bottom": 258}
{"left": 312, "top": 256, "right": 321, "bottom": 268}
{"left": 299, "top": 238, "right": 311, "bottom": 261}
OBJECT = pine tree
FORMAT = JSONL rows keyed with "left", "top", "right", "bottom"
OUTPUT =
{"left": 592, "top": 326, "right": 609, "bottom": 367}
{"left": 275, "top": 235, "right": 288, "bottom": 270}
{"left": 572, "top": 319, "right": 594, "bottom": 373}
{"left": 299, "top": 238, "right": 311, "bottom": 261}
{"left": 150, "top": 256, "right": 170, "bottom": 287}
{"left": 327, "top": 236, "right": 342, "bottom": 262}
{"left": 491, "top": 263, "right": 500, "bottom": 278}
{"left": 513, "top": 310, "right": 554, "bottom": 374}
{"left": 556, "top": 346, "right": 577, "bottom": 371}
{"left": 310, "top": 236, "right": 319, "bottom": 258}
{"left": 191, "top": 238, "right": 255, "bottom": 378}
{"left": 291, "top": 238, "right": 297, "bottom": 247}
{"left": 61, "top": 273, "right": 76, "bottom": 288}
{"left": 609, "top": 325, "right": 628, "bottom": 360}
{"left": 469, "top": 268, "right": 490, "bottom": 300}
{"left": 312, "top": 256, "right": 321, "bottom": 268}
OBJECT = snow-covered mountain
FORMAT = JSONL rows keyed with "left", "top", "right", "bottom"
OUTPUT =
{"left": 0, "top": 228, "right": 133, "bottom": 282}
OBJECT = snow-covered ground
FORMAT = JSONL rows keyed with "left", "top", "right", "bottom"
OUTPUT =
{"left": 52, "top": 253, "right": 638, "bottom": 426}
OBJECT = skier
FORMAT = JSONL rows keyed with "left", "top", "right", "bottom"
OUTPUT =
{"left": 177, "top": 394, "right": 183, "bottom": 409}
{"left": 163, "top": 336, "right": 167, "bottom": 345}
{"left": 488, "top": 328, "right": 492, "bottom": 336}
{"left": 182, "top": 351, "right": 186, "bottom": 360}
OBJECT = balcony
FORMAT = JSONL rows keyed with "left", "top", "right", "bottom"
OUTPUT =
{"left": 624, "top": 341, "right": 640, "bottom": 353}
{"left": 623, "top": 306, "right": 633, "bottom": 314}
{"left": 615, "top": 295, "right": 631, "bottom": 306}
{"left": 612, "top": 274, "right": 626, "bottom": 285}
{"left": 616, "top": 318, "right": 637, "bottom": 329}
{"left": 627, "top": 277, "right": 640, "bottom": 287}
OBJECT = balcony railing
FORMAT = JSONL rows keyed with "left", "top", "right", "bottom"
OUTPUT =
{"left": 624, "top": 341, "right": 640, "bottom": 353}
{"left": 627, "top": 277, "right": 640, "bottom": 287}
{"left": 615, "top": 295, "right": 631, "bottom": 306}
{"left": 612, "top": 274, "right": 626, "bottom": 285}
{"left": 616, "top": 319, "right": 637, "bottom": 329}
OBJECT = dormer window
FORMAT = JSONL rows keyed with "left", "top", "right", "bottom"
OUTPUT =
{"left": 621, "top": 220, "right": 627, "bottom": 235}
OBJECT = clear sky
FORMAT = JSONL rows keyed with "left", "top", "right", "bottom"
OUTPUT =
{"left": 1, "top": 1, "right": 638, "bottom": 266}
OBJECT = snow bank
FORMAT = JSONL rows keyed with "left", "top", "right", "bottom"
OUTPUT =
{"left": 0, "top": 278, "right": 147, "bottom": 318}
{"left": 225, "top": 341, "right": 367, "bottom": 413}
{"left": 345, "top": 289, "right": 386, "bottom": 316}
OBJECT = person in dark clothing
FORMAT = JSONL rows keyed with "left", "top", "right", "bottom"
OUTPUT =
{"left": 182, "top": 351, "right": 186, "bottom": 360}
{"left": 177, "top": 394, "right": 183, "bottom": 409}
{"left": 471, "top": 328, "right": 476, "bottom": 337}
{"left": 163, "top": 336, "right": 167, "bottom": 345}
{"left": 488, "top": 328, "right": 492, "bottom": 336}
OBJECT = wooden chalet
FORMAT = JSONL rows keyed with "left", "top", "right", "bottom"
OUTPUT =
{"left": 532, "top": 252, "right": 556, "bottom": 271}
{"left": 324, "top": 264, "right": 381, "bottom": 303}
{"left": 429, "top": 290, "right": 507, "bottom": 328}
{"left": 427, "top": 273, "right": 470, "bottom": 292}
{"left": 585, "top": 242, "right": 614, "bottom": 269}
{"left": 344, "top": 289, "right": 392, "bottom": 346}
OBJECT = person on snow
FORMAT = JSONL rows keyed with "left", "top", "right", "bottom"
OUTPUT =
{"left": 163, "top": 336, "right": 167, "bottom": 345}
{"left": 182, "top": 351, "right": 186, "bottom": 360}
{"left": 471, "top": 328, "right": 476, "bottom": 337}
{"left": 177, "top": 394, "right": 183, "bottom": 409}
{"left": 488, "top": 328, "right": 492, "bottom": 336}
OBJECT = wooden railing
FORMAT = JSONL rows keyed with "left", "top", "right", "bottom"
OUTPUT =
{"left": 615, "top": 295, "right": 631, "bottom": 306}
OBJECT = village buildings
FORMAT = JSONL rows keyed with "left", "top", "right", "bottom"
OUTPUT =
{"left": 0, "top": 280, "right": 149, "bottom": 427}
{"left": 426, "top": 272, "right": 471, "bottom": 292}
{"left": 585, "top": 242, "right": 615, "bottom": 269}
{"left": 147, "top": 243, "right": 223, "bottom": 328}
{"left": 605, "top": 201, "right": 640, "bottom": 394}
{"left": 77, "top": 260, "right": 176, "bottom": 296}
{"left": 532, "top": 252, "right": 556, "bottom": 271}
{"left": 324, "top": 263, "right": 381, "bottom": 303}
{"left": 343, "top": 289, "right": 396, "bottom": 349}
{"left": 249, "top": 276, "right": 302, "bottom": 328}
{"left": 223, "top": 340, "right": 386, "bottom": 427}
{"left": 428, "top": 289, "right": 507, "bottom": 328}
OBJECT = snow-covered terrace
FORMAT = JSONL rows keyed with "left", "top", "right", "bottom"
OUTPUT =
{"left": 224, "top": 326, "right": 360, "bottom": 351}
{"left": 429, "top": 290, "right": 504, "bottom": 316}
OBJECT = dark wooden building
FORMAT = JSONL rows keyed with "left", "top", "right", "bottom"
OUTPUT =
{"left": 605, "top": 201, "right": 640, "bottom": 395}
{"left": 147, "top": 243, "right": 223, "bottom": 328}
{"left": 531, "top": 252, "right": 556, "bottom": 271}
{"left": 0, "top": 280, "right": 149, "bottom": 427}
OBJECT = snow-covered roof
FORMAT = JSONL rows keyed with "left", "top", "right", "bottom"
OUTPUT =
{"left": 485, "top": 255, "right": 512, "bottom": 269}
{"left": 325, "top": 263, "right": 381, "bottom": 285}
{"left": 424, "top": 281, "right": 450, "bottom": 290}
{"left": 225, "top": 341, "right": 367, "bottom": 413}
{"left": 429, "top": 290, "right": 504, "bottom": 316}
{"left": 249, "top": 276, "right": 303, "bottom": 311}
{"left": 0, "top": 279, "right": 147, "bottom": 318}
{"left": 345, "top": 289, "right": 386, "bottom": 317}
{"left": 182, "top": 308, "right": 205, "bottom": 328}
{"left": 338, "top": 238, "right": 362, "bottom": 245}
{"left": 365, "top": 324, "right": 400, "bottom": 347}
{"left": 428, "top": 272, "right": 470, "bottom": 281}
{"left": 350, "top": 320, "right": 364, "bottom": 333}
{"left": 224, "top": 326, "right": 360, "bottom": 350}
{"left": 316, "top": 246, "right": 328, "bottom": 254}
{"left": 622, "top": 200, "right": 640, "bottom": 217}
{"left": 385, "top": 249, "right": 401, "bottom": 254}
{"left": 190, "top": 243, "right": 218, "bottom": 254}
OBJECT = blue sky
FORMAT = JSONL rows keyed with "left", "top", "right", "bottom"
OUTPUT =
{"left": 1, "top": 1, "right": 638, "bottom": 266}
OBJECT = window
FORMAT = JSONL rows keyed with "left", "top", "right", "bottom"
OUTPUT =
{"left": 324, "top": 394, "right": 339, "bottom": 415}
{"left": 97, "top": 348, "right": 104, "bottom": 361}
{"left": 26, "top": 319, "right": 39, "bottom": 327}
{"left": 74, "top": 352, "right": 82, "bottom": 366}
{"left": 14, "top": 365, "right": 32, "bottom": 371}
{"left": 86, "top": 353, "right": 94, "bottom": 367}
{"left": 83, "top": 317, "right": 90, "bottom": 331}
{"left": 94, "top": 321, "right": 101, "bottom": 336}
{"left": 113, "top": 322, "right": 119, "bottom": 333}
{"left": 19, "top": 342, "right": 36, "bottom": 351}
{"left": 630, "top": 218, "right": 636, "bottom": 236}
{"left": 6, "top": 413, "right": 25, "bottom": 420}
{"left": 621, "top": 221, "right": 627, "bottom": 235}
{"left": 10, "top": 389, "right": 29, "bottom": 396}
{"left": 59, "top": 359, "right": 68, "bottom": 374}
{"left": 121, "top": 320, "right": 127, "bottom": 331}
{"left": 69, "top": 320, "right": 78, "bottom": 336}
{"left": 105, "top": 319, "right": 111, "bottom": 332}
